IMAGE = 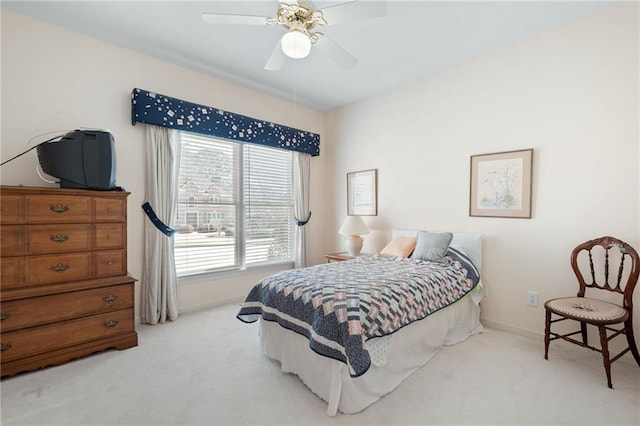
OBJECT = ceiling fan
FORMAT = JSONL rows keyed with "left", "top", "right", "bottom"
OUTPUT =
{"left": 201, "top": 1, "right": 386, "bottom": 70}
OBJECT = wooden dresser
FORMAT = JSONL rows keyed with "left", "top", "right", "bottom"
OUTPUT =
{"left": 0, "top": 186, "right": 137, "bottom": 377}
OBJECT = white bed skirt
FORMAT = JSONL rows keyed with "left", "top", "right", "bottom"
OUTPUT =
{"left": 259, "top": 292, "right": 483, "bottom": 416}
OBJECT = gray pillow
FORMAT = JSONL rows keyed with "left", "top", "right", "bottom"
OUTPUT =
{"left": 411, "top": 231, "right": 453, "bottom": 263}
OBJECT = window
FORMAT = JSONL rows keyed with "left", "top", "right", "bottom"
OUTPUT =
{"left": 174, "top": 132, "right": 294, "bottom": 277}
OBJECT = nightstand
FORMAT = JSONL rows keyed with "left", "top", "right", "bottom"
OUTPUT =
{"left": 324, "top": 252, "right": 356, "bottom": 263}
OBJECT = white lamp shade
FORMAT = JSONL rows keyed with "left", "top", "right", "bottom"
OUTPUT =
{"left": 281, "top": 30, "right": 311, "bottom": 59}
{"left": 338, "top": 216, "right": 369, "bottom": 236}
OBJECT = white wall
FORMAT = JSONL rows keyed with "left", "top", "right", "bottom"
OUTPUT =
{"left": 0, "top": 10, "right": 327, "bottom": 318}
{"left": 326, "top": 3, "right": 640, "bottom": 340}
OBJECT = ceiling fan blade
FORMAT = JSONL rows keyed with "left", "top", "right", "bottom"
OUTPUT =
{"left": 201, "top": 13, "right": 269, "bottom": 26}
{"left": 279, "top": 0, "right": 299, "bottom": 6}
{"left": 264, "top": 40, "right": 287, "bottom": 71}
{"left": 320, "top": 1, "right": 387, "bottom": 26}
{"left": 314, "top": 35, "right": 357, "bottom": 69}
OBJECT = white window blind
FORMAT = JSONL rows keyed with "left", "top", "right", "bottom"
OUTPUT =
{"left": 244, "top": 144, "right": 294, "bottom": 265}
{"left": 174, "top": 132, "right": 294, "bottom": 277}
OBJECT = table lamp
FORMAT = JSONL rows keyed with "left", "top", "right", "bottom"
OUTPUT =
{"left": 338, "top": 216, "right": 369, "bottom": 256}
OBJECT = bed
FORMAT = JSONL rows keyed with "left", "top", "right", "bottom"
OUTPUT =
{"left": 237, "top": 230, "right": 484, "bottom": 415}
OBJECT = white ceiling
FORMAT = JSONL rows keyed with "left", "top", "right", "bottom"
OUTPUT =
{"left": 2, "top": 0, "right": 612, "bottom": 111}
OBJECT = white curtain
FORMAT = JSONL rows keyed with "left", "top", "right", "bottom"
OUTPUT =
{"left": 142, "top": 126, "right": 180, "bottom": 324}
{"left": 292, "top": 152, "right": 311, "bottom": 268}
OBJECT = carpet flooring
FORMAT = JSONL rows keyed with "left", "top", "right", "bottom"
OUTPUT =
{"left": 1, "top": 303, "right": 639, "bottom": 425}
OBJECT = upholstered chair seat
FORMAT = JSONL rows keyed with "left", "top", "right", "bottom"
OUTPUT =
{"left": 545, "top": 297, "right": 627, "bottom": 324}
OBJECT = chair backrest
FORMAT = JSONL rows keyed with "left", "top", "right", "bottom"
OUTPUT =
{"left": 571, "top": 236, "right": 640, "bottom": 309}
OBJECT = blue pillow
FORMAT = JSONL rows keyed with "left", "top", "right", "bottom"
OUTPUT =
{"left": 411, "top": 231, "right": 453, "bottom": 263}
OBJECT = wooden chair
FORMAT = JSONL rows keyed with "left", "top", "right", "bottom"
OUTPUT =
{"left": 544, "top": 236, "right": 640, "bottom": 388}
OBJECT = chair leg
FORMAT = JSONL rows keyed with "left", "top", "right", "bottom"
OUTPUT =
{"left": 598, "top": 326, "right": 613, "bottom": 389}
{"left": 624, "top": 318, "right": 640, "bottom": 367}
{"left": 544, "top": 309, "right": 551, "bottom": 360}
{"left": 581, "top": 322, "right": 588, "bottom": 346}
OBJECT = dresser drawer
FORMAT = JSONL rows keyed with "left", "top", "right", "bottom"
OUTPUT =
{"left": 1, "top": 225, "right": 24, "bottom": 255}
{"left": 95, "top": 224, "right": 125, "bottom": 249}
{"left": 0, "top": 309, "right": 134, "bottom": 363}
{"left": 26, "top": 253, "right": 91, "bottom": 285}
{"left": 95, "top": 198, "right": 125, "bottom": 222}
{"left": 0, "top": 284, "right": 133, "bottom": 332}
{"left": 0, "top": 257, "right": 23, "bottom": 289}
{"left": 25, "top": 195, "right": 91, "bottom": 223}
{"left": 95, "top": 250, "right": 126, "bottom": 277}
{"left": 0, "top": 195, "right": 22, "bottom": 224}
{"left": 26, "top": 224, "right": 91, "bottom": 255}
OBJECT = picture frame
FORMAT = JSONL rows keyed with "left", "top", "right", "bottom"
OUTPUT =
{"left": 347, "top": 169, "right": 377, "bottom": 216}
{"left": 469, "top": 149, "right": 533, "bottom": 218}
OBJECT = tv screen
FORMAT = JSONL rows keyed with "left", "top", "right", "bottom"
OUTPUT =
{"left": 36, "top": 129, "right": 117, "bottom": 190}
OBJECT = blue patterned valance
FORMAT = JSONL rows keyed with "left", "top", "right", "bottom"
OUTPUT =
{"left": 131, "top": 88, "right": 320, "bottom": 156}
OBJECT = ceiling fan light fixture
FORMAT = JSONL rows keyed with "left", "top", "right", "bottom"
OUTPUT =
{"left": 281, "top": 29, "right": 311, "bottom": 59}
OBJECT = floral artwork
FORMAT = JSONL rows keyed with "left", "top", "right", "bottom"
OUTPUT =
{"left": 477, "top": 157, "right": 524, "bottom": 209}
{"left": 470, "top": 149, "right": 533, "bottom": 218}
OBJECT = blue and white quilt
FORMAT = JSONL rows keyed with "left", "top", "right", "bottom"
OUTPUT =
{"left": 237, "top": 247, "right": 480, "bottom": 377}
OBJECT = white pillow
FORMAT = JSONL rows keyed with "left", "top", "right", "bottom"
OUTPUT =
{"left": 411, "top": 231, "right": 453, "bottom": 263}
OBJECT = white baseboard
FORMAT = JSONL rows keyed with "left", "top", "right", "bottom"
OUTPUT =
{"left": 134, "top": 298, "right": 244, "bottom": 325}
{"left": 481, "top": 318, "right": 543, "bottom": 341}
{"left": 179, "top": 297, "right": 244, "bottom": 314}
{"left": 481, "top": 317, "right": 638, "bottom": 365}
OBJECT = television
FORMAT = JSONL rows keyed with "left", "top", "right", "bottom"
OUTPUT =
{"left": 36, "top": 129, "right": 117, "bottom": 190}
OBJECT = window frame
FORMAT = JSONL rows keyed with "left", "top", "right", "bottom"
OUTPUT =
{"left": 174, "top": 132, "right": 295, "bottom": 280}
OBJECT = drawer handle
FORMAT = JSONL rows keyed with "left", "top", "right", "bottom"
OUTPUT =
{"left": 0, "top": 343, "right": 12, "bottom": 352}
{"left": 50, "top": 234, "right": 69, "bottom": 243}
{"left": 51, "top": 263, "right": 69, "bottom": 272}
{"left": 50, "top": 204, "right": 70, "bottom": 213}
{"left": 0, "top": 312, "right": 10, "bottom": 321}
{"left": 103, "top": 294, "right": 118, "bottom": 303}
{"left": 104, "top": 319, "right": 119, "bottom": 328}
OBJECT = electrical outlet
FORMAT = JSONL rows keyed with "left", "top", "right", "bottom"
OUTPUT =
{"left": 527, "top": 291, "right": 538, "bottom": 307}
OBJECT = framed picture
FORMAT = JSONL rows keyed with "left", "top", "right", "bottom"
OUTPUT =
{"left": 347, "top": 169, "right": 377, "bottom": 216}
{"left": 469, "top": 149, "right": 533, "bottom": 218}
